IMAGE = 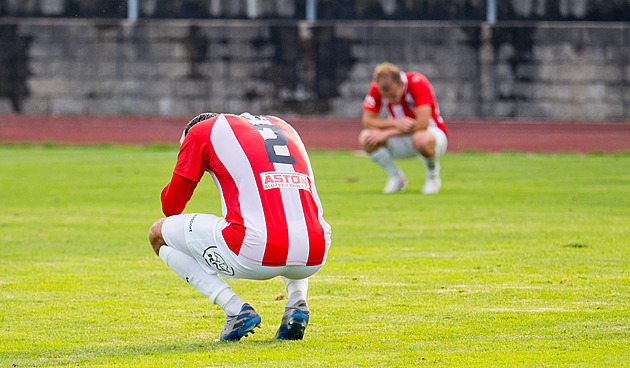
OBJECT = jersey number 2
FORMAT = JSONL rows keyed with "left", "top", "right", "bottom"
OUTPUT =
{"left": 252, "top": 124, "right": 296, "bottom": 165}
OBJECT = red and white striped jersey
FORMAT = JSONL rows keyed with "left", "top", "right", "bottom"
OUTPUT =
{"left": 173, "top": 113, "right": 331, "bottom": 267}
{"left": 362, "top": 71, "right": 448, "bottom": 136}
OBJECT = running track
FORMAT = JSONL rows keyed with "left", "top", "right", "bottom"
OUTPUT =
{"left": 1, "top": 115, "right": 629, "bottom": 153}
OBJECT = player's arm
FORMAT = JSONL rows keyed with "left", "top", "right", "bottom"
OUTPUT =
{"left": 361, "top": 109, "right": 398, "bottom": 130}
{"left": 161, "top": 123, "right": 209, "bottom": 216}
{"left": 161, "top": 173, "right": 198, "bottom": 216}
{"left": 360, "top": 110, "right": 408, "bottom": 149}
{"left": 361, "top": 109, "right": 397, "bottom": 139}
{"left": 363, "top": 109, "right": 419, "bottom": 135}
{"left": 412, "top": 105, "right": 432, "bottom": 131}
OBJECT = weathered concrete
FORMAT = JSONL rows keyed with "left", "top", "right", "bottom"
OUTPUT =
{"left": 0, "top": 19, "right": 628, "bottom": 120}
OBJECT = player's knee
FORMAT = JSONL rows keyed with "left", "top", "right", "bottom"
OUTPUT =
{"left": 358, "top": 130, "right": 381, "bottom": 153}
{"left": 148, "top": 218, "right": 167, "bottom": 255}
{"left": 413, "top": 132, "right": 436, "bottom": 156}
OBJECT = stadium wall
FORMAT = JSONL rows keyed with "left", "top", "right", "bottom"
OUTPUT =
{"left": 0, "top": 18, "right": 628, "bottom": 120}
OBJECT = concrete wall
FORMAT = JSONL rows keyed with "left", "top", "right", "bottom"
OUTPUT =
{"left": 0, "top": 18, "right": 628, "bottom": 120}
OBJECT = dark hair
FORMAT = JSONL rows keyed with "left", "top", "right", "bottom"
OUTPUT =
{"left": 185, "top": 113, "right": 219, "bottom": 136}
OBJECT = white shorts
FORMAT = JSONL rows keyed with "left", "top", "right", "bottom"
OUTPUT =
{"left": 161, "top": 213, "right": 323, "bottom": 280}
{"left": 386, "top": 126, "right": 448, "bottom": 159}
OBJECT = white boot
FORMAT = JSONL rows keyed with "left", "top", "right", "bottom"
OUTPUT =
{"left": 383, "top": 170, "right": 408, "bottom": 194}
{"left": 421, "top": 162, "right": 441, "bottom": 194}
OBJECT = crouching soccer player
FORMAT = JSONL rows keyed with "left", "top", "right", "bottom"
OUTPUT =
{"left": 148, "top": 112, "right": 332, "bottom": 341}
{"left": 360, "top": 62, "right": 448, "bottom": 194}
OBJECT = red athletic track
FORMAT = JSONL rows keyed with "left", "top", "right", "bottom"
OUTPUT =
{"left": 1, "top": 115, "right": 629, "bottom": 153}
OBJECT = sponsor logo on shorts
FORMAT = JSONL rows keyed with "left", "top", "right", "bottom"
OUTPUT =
{"left": 260, "top": 171, "right": 310, "bottom": 191}
{"left": 188, "top": 213, "right": 198, "bottom": 232}
{"left": 202, "top": 246, "right": 235, "bottom": 276}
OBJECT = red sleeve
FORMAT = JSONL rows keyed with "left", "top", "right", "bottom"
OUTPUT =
{"left": 361, "top": 81, "right": 381, "bottom": 113}
{"left": 407, "top": 73, "right": 434, "bottom": 107}
{"left": 161, "top": 173, "right": 198, "bottom": 216}
{"left": 173, "top": 123, "right": 211, "bottom": 182}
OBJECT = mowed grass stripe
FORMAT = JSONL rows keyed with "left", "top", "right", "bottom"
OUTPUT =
{"left": 1, "top": 145, "right": 629, "bottom": 367}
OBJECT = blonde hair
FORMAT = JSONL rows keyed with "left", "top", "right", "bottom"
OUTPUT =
{"left": 373, "top": 62, "right": 402, "bottom": 85}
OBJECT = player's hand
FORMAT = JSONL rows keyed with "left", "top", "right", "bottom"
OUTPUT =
{"left": 395, "top": 117, "right": 417, "bottom": 133}
{"left": 359, "top": 129, "right": 389, "bottom": 150}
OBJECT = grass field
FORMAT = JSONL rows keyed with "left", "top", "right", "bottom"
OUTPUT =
{"left": 1, "top": 144, "right": 629, "bottom": 367}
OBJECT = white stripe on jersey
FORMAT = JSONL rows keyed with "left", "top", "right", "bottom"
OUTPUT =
{"left": 210, "top": 171, "right": 227, "bottom": 218}
{"left": 210, "top": 114, "right": 267, "bottom": 264}
{"left": 254, "top": 117, "right": 311, "bottom": 265}
{"left": 288, "top": 123, "right": 332, "bottom": 261}
{"left": 390, "top": 104, "right": 405, "bottom": 119}
{"left": 280, "top": 184, "right": 310, "bottom": 265}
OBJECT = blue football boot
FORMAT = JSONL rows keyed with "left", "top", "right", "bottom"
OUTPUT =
{"left": 219, "top": 303, "right": 261, "bottom": 341}
{"left": 273, "top": 300, "right": 310, "bottom": 340}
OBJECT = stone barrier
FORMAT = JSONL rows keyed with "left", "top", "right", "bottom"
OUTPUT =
{"left": 0, "top": 19, "right": 628, "bottom": 120}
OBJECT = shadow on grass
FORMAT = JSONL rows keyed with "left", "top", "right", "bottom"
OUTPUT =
{"left": 6, "top": 338, "right": 293, "bottom": 366}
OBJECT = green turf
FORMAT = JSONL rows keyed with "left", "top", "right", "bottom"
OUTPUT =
{"left": 1, "top": 145, "right": 629, "bottom": 367}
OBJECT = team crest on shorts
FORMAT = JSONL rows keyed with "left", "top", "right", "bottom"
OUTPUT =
{"left": 202, "top": 246, "right": 235, "bottom": 276}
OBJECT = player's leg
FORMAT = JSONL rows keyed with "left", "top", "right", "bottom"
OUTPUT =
{"left": 175, "top": 213, "right": 324, "bottom": 341}
{"left": 413, "top": 127, "right": 447, "bottom": 194}
{"left": 150, "top": 215, "right": 240, "bottom": 312}
{"left": 273, "top": 277, "right": 311, "bottom": 340}
{"left": 173, "top": 213, "right": 327, "bottom": 341}
{"left": 149, "top": 214, "right": 260, "bottom": 341}
{"left": 272, "top": 264, "right": 324, "bottom": 340}
{"left": 382, "top": 135, "right": 430, "bottom": 193}
{"left": 284, "top": 277, "right": 308, "bottom": 307}
{"left": 359, "top": 129, "right": 407, "bottom": 193}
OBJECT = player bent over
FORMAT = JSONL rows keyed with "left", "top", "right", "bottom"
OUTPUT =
{"left": 360, "top": 62, "right": 448, "bottom": 194}
{"left": 148, "top": 112, "right": 332, "bottom": 341}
